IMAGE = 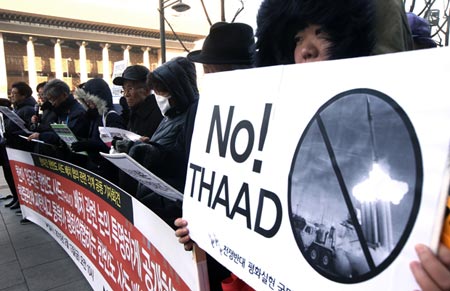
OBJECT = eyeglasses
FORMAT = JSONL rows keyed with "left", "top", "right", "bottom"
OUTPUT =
{"left": 121, "top": 87, "right": 143, "bottom": 95}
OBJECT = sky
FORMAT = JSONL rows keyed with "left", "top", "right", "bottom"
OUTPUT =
{"left": 0, "top": 0, "right": 263, "bottom": 36}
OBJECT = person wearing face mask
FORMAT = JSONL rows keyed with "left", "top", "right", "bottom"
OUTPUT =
{"left": 72, "top": 78, "right": 126, "bottom": 180}
{"left": 127, "top": 56, "right": 199, "bottom": 226}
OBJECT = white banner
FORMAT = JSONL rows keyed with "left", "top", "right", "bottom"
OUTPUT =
{"left": 184, "top": 48, "right": 450, "bottom": 290}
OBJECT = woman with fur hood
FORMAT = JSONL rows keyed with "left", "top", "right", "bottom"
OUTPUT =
{"left": 255, "top": 0, "right": 376, "bottom": 67}
{"left": 255, "top": 1, "right": 450, "bottom": 290}
{"left": 74, "top": 78, "right": 126, "bottom": 179}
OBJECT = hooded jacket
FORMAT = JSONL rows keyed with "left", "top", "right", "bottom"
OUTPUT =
{"left": 75, "top": 78, "right": 125, "bottom": 145}
{"left": 255, "top": 0, "right": 376, "bottom": 67}
{"left": 150, "top": 57, "right": 199, "bottom": 148}
{"left": 128, "top": 57, "right": 199, "bottom": 225}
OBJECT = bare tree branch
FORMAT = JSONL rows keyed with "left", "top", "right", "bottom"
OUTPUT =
{"left": 199, "top": 0, "right": 213, "bottom": 26}
{"left": 231, "top": 0, "right": 244, "bottom": 23}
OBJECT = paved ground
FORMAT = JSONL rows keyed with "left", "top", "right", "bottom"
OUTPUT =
{"left": 0, "top": 167, "right": 92, "bottom": 291}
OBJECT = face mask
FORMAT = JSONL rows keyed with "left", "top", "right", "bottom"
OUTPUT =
{"left": 155, "top": 94, "right": 171, "bottom": 115}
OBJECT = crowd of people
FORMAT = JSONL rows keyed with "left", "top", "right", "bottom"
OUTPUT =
{"left": 0, "top": 0, "right": 447, "bottom": 290}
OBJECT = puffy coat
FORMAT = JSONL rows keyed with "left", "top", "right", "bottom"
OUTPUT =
{"left": 75, "top": 78, "right": 126, "bottom": 153}
{"left": 129, "top": 57, "right": 199, "bottom": 226}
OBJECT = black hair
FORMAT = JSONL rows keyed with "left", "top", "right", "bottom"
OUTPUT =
{"left": 36, "top": 81, "right": 47, "bottom": 92}
{"left": 11, "top": 81, "right": 33, "bottom": 98}
{"left": 255, "top": 0, "right": 376, "bottom": 67}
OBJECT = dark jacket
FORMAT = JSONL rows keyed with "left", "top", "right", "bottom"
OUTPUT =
{"left": 75, "top": 78, "right": 126, "bottom": 154}
{"left": 129, "top": 57, "right": 199, "bottom": 226}
{"left": 5, "top": 96, "right": 36, "bottom": 134}
{"left": 33, "top": 101, "right": 58, "bottom": 132}
{"left": 128, "top": 94, "right": 162, "bottom": 138}
{"left": 72, "top": 78, "right": 126, "bottom": 180}
{"left": 4, "top": 96, "right": 37, "bottom": 151}
{"left": 39, "top": 94, "right": 89, "bottom": 145}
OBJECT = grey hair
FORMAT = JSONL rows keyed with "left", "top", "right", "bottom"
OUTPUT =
{"left": 43, "top": 79, "right": 70, "bottom": 99}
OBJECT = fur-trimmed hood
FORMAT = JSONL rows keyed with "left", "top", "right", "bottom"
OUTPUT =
{"left": 75, "top": 78, "right": 113, "bottom": 115}
{"left": 255, "top": 0, "right": 376, "bottom": 67}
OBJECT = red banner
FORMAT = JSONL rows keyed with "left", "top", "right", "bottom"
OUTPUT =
{"left": 8, "top": 148, "right": 205, "bottom": 291}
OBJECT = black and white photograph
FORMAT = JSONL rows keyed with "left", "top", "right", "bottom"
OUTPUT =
{"left": 289, "top": 89, "right": 422, "bottom": 283}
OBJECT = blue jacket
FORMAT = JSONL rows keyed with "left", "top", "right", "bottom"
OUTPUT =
{"left": 39, "top": 94, "right": 89, "bottom": 145}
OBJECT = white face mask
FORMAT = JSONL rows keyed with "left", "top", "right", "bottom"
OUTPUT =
{"left": 154, "top": 94, "right": 171, "bottom": 115}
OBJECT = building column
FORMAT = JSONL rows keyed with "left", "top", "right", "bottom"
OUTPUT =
{"left": 0, "top": 33, "right": 8, "bottom": 98}
{"left": 142, "top": 47, "right": 150, "bottom": 69}
{"left": 101, "top": 43, "right": 111, "bottom": 85}
{"left": 122, "top": 45, "right": 131, "bottom": 64}
{"left": 53, "top": 39, "right": 63, "bottom": 79}
{"left": 26, "top": 37, "right": 38, "bottom": 97}
{"left": 77, "top": 41, "right": 88, "bottom": 83}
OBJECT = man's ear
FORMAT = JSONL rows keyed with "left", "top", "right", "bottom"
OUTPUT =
{"left": 143, "top": 86, "right": 151, "bottom": 96}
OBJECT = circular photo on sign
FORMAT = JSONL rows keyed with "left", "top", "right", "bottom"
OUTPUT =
{"left": 288, "top": 88, "right": 422, "bottom": 283}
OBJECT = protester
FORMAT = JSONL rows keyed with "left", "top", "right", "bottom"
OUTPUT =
{"left": 0, "top": 98, "right": 13, "bottom": 201}
{"left": 112, "top": 65, "right": 163, "bottom": 194}
{"left": 73, "top": 78, "right": 126, "bottom": 180}
{"left": 5, "top": 81, "right": 37, "bottom": 138}
{"left": 29, "top": 81, "right": 57, "bottom": 133}
{"left": 187, "top": 21, "right": 255, "bottom": 73}
{"left": 124, "top": 57, "right": 198, "bottom": 225}
{"left": 112, "top": 65, "right": 162, "bottom": 139}
{"left": 410, "top": 243, "right": 450, "bottom": 291}
{"left": 255, "top": 1, "right": 449, "bottom": 289}
{"left": 28, "top": 79, "right": 89, "bottom": 165}
{"left": 178, "top": 22, "right": 256, "bottom": 291}
{"left": 0, "top": 82, "right": 37, "bottom": 225}
{"left": 255, "top": 0, "right": 376, "bottom": 67}
{"left": 373, "top": 0, "right": 413, "bottom": 54}
{"left": 407, "top": 12, "right": 437, "bottom": 50}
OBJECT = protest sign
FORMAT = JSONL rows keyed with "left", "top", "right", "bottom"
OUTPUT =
{"left": 112, "top": 60, "right": 128, "bottom": 104}
{"left": 184, "top": 47, "right": 450, "bottom": 290}
{"left": 8, "top": 148, "right": 207, "bottom": 291}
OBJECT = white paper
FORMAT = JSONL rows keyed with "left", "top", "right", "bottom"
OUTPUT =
{"left": 101, "top": 152, "right": 183, "bottom": 201}
{"left": 0, "top": 106, "right": 32, "bottom": 134}
{"left": 99, "top": 126, "right": 141, "bottom": 146}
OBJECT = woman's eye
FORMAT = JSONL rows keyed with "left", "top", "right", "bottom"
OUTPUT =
{"left": 294, "top": 36, "right": 303, "bottom": 44}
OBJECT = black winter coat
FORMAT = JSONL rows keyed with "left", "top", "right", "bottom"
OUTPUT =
{"left": 128, "top": 94, "right": 162, "bottom": 138}
{"left": 39, "top": 94, "right": 89, "bottom": 145}
{"left": 129, "top": 57, "right": 199, "bottom": 226}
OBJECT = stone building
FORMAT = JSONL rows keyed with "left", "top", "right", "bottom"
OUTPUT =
{"left": 0, "top": 4, "right": 206, "bottom": 98}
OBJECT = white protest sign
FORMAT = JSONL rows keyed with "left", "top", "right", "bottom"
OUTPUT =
{"left": 111, "top": 60, "right": 128, "bottom": 104}
{"left": 184, "top": 47, "right": 450, "bottom": 291}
